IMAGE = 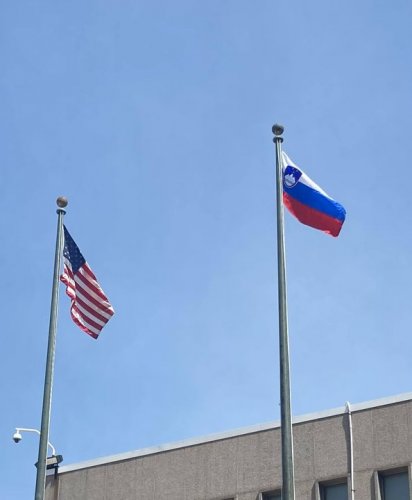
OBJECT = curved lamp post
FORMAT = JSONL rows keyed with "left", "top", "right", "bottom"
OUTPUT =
{"left": 12, "top": 428, "right": 62, "bottom": 470}
{"left": 13, "top": 428, "right": 56, "bottom": 456}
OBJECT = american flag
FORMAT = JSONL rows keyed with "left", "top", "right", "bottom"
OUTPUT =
{"left": 60, "top": 226, "right": 114, "bottom": 339}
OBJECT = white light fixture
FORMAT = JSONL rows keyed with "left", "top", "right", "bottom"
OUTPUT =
{"left": 12, "top": 427, "right": 56, "bottom": 457}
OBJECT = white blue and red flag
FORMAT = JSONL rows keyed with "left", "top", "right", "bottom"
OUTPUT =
{"left": 60, "top": 226, "right": 114, "bottom": 339}
{"left": 281, "top": 152, "right": 346, "bottom": 237}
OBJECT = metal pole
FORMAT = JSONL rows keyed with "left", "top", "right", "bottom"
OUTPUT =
{"left": 345, "top": 402, "right": 355, "bottom": 500}
{"left": 272, "top": 124, "right": 295, "bottom": 500}
{"left": 34, "top": 197, "right": 68, "bottom": 500}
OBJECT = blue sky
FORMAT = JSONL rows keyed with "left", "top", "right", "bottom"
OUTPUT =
{"left": 2, "top": 1, "right": 412, "bottom": 498}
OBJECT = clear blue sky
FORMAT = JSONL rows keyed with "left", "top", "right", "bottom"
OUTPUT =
{"left": 2, "top": 1, "right": 412, "bottom": 498}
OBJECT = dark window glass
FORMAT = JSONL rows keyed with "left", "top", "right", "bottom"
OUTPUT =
{"left": 381, "top": 471, "right": 409, "bottom": 500}
{"left": 262, "top": 492, "right": 281, "bottom": 500}
{"left": 320, "top": 482, "right": 348, "bottom": 500}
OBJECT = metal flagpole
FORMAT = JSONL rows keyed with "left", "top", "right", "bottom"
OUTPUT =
{"left": 34, "top": 197, "right": 68, "bottom": 500}
{"left": 272, "top": 124, "right": 295, "bottom": 500}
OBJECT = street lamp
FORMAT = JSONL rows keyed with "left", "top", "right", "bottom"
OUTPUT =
{"left": 12, "top": 428, "right": 63, "bottom": 469}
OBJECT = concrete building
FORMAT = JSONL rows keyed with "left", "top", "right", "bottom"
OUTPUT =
{"left": 45, "top": 392, "right": 412, "bottom": 500}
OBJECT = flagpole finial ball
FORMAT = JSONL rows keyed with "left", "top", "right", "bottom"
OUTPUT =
{"left": 272, "top": 124, "right": 284, "bottom": 136}
{"left": 56, "top": 196, "right": 68, "bottom": 208}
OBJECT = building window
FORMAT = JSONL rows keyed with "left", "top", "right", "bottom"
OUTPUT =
{"left": 319, "top": 480, "right": 348, "bottom": 500}
{"left": 261, "top": 491, "right": 281, "bottom": 500}
{"left": 379, "top": 469, "right": 410, "bottom": 500}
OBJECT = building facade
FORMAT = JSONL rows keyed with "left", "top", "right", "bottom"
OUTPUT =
{"left": 45, "top": 393, "right": 412, "bottom": 500}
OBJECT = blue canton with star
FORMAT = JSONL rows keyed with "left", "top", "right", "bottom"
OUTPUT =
{"left": 63, "top": 226, "right": 86, "bottom": 274}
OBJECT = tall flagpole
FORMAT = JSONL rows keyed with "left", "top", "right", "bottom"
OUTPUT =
{"left": 272, "top": 125, "right": 295, "bottom": 500}
{"left": 34, "top": 197, "right": 68, "bottom": 500}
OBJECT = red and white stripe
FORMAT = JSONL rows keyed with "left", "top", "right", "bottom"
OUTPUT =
{"left": 60, "top": 261, "right": 114, "bottom": 339}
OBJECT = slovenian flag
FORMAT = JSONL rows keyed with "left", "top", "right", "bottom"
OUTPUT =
{"left": 282, "top": 152, "right": 346, "bottom": 237}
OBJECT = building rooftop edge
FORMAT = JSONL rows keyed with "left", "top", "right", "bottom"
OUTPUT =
{"left": 57, "top": 391, "right": 412, "bottom": 474}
